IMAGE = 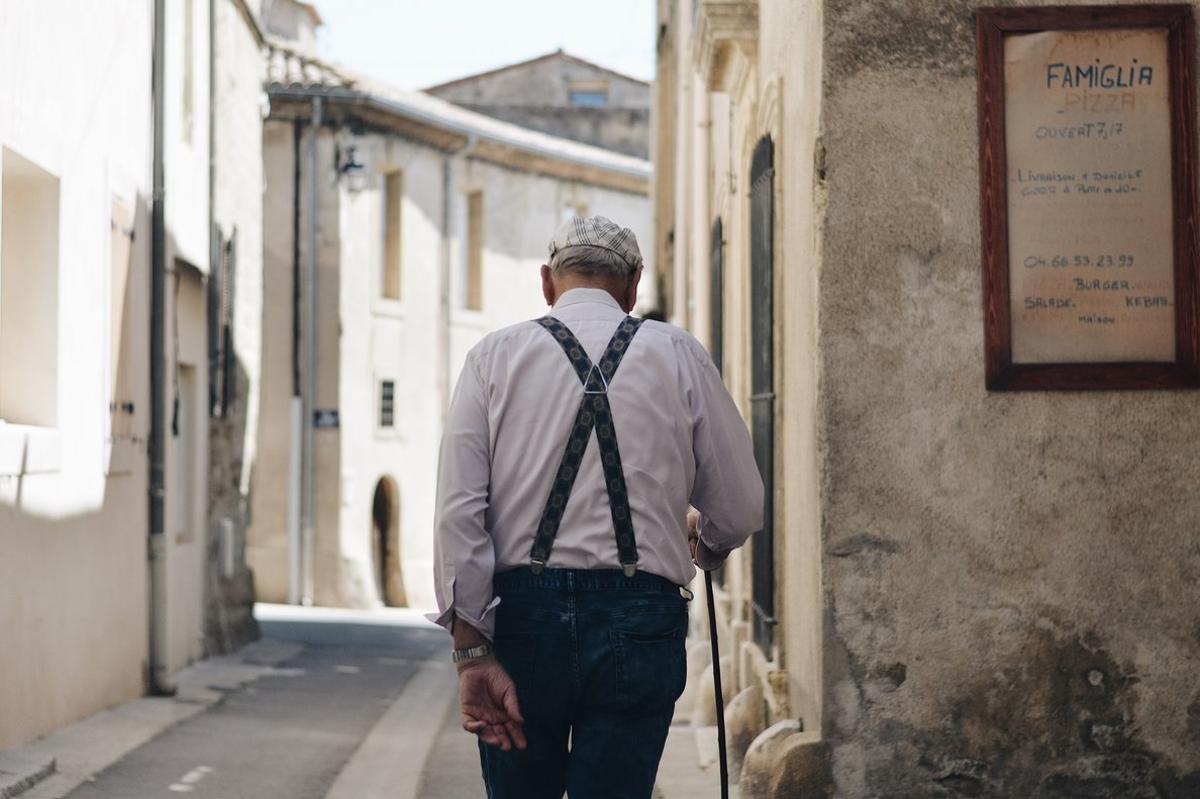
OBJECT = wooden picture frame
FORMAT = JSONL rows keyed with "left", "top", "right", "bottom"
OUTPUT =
{"left": 977, "top": 5, "right": 1200, "bottom": 390}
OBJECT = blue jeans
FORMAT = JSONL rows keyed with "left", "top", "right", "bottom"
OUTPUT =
{"left": 478, "top": 567, "right": 690, "bottom": 799}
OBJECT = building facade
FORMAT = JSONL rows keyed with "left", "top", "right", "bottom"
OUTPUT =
{"left": 247, "top": 16, "right": 653, "bottom": 610}
{"left": 427, "top": 50, "right": 652, "bottom": 159}
{"left": 658, "top": 0, "right": 1200, "bottom": 796}
{"left": 0, "top": 0, "right": 262, "bottom": 750}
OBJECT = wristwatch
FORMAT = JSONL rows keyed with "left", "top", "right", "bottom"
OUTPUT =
{"left": 451, "top": 643, "right": 494, "bottom": 664}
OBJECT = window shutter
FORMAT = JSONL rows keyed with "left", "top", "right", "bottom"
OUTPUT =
{"left": 749, "top": 135, "right": 776, "bottom": 651}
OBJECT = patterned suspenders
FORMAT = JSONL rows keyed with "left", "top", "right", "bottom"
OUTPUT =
{"left": 531, "top": 315, "right": 644, "bottom": 577}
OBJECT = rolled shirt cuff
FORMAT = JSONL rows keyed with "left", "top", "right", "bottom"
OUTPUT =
{"left": 694, "top": 538, "right": 731, "bottom": 571}
{"left": 425, "top": 595, "right": 501, "bottom": 641}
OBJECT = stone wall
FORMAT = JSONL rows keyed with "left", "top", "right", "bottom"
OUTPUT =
{"left": 205, "top": 0, "right": 264, "bottom": 654}
{"left": 818, "top": 1, "right": 1200, "bottom": 795}
{"left": 429, "top": 53, "right": 651, "bottom": 157}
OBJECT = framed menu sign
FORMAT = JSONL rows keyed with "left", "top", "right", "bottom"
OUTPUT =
{"left": 977, "top": 6, "right": 1200, "bottom": 390}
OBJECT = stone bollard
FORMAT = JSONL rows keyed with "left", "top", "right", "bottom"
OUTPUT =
{"left": 738, "top": 720, "right": 801, "bottom": 799}
{"left": 767, "top": 733, "right": 831, "bottom": 798}
{"left": 723, "top": 684, "right": 766, "bottom": 783}
{"left": 673, "top": 640, "right": 712, "bottom": 724}
{"left": 690, "top": 656, "right": 735, "bottom": 727}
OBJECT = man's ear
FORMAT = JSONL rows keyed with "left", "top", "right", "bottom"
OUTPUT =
{"left": 623, "top": 268, "right": 642, "bottom": 313}
{"left": 541, "top": 264, "right": 555, "bottom": 307}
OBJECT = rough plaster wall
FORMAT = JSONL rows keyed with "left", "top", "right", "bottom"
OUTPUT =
{"left": 430, "top": 56, "right": 652, "bottom": 158}
{"left": 430, "top": 55, "right": 650, "bottom": 108}
{"left": 205, "top": 0, "right": 263, "bottom": 654}
{"left": 448, "top": 105, "right": 650, "bottom": 159}
{"left": 819, "top": 1, "right": 1200, "bottom": 796}
{"left": 246, "top": 120, "right": 296, "bottom": 603}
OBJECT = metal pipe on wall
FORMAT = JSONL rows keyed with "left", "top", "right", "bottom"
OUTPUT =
{"left": 287, "top": 118, "right": 303, "bottom": 605}
{"left": 147, "top": 0, "right": 174, "bottom": 696}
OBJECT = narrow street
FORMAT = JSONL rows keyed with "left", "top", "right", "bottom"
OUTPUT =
{"left": 33, "top": 607, "right": 715, "bottom": 799}
{"left": 61, "top": 608, "right": 448, "bottom": 799}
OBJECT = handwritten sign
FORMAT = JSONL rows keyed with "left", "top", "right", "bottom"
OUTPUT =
{"left": 1006, "top": 28, "right": 1173, "bottom": 363}
{"left": 977, "top": 7, "right": 1200, "bottom": 390}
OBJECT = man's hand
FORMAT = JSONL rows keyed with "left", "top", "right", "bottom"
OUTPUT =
{"left": 458, "top": 657, "right": 527, "bottom": 751}
{"left": 687, "top": 509, "right": 701, "bottom": 564}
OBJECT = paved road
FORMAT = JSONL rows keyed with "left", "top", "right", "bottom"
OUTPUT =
{"left": 48, "top": 605, "right": 714, "bottom": 799}
{"left": 66, "top": 610, "right": 445, "bottom": 799}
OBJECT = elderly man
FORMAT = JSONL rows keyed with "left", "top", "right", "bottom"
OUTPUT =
{"left": 430, "top": 216, "right": 763, "bottom": 798}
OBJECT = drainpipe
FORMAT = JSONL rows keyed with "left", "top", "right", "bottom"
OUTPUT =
{"left": 147, "top": 0, "right": 174, "bottom": 696}
{"left": 438, "top": 135, "right": 477, "bottom": 421}
{"left": 300, "top": 97, "right": 323, "bottom": 606}
{"left": 287, "top": 118, "right": 303, "bottom": 605}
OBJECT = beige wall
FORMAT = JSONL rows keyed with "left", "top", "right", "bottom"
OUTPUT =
{"left": 247, "top": 119, "right": 298, "bottom": 603}
{"left": 759, "top": 0, "right": 824, "bottom": 737}
{"left": 0, "top": 1, "right": 153, "bottom": 749}
{"left": 164, "top": 266, "right": 209, "bottom": 672}
{"left": 253, "top": 106, "right": 652, "bottom": 612}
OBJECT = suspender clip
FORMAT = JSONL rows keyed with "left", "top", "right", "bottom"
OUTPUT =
{"left": 530, "top": 559, "right": 546, "bottom": 575}
{"left": 680, "top": 586, "right": 695, "bottom": 601}
{"left": 582, "top": 364, "right": 609, "bottom": 395}
{"left": 621, "top": 562, "right": 637, "bottom": 578}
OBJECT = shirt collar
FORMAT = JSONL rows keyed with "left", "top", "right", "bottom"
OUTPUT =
{"left": 553, "top": 287, "right": 623, "bottom": 312}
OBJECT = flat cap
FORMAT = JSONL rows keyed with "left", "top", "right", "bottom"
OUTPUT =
{"left": 548, "top": 215, "right": 643, "bottom": 273}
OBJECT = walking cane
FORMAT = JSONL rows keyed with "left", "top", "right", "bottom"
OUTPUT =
{"left": 704, "top": 570, "right": 729, "bottom": 799}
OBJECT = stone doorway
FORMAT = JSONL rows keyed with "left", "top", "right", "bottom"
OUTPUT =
{"left": 370, "top": 476, "right": 406, "bottom": 607}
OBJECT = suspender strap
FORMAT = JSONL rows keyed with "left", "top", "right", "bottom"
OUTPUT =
{"left": 531, "top": 315, "right": 643, "bottom": 577}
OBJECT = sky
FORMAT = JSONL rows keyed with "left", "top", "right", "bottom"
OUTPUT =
{"left": 310, "top": 0, "right": 657, "bottom": 91}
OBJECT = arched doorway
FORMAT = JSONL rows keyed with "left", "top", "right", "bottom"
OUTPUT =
{"left": 370, "top": 476, "right": 407, "bottom": 607}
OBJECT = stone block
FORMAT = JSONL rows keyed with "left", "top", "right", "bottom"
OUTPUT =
{"left": 723, "top": 684, "right": 766, "bottom": 783}
{"left": 674, "top": 639, "right": 713, "bottom": 724}
{"left": 768, "top": 732, "right": 831, "bottom": 798}
{"left": 690, "top": 656, "right": 734, "bottom": 727}
{"left": 738, "top": 719, "right": 801, "bottom": 799}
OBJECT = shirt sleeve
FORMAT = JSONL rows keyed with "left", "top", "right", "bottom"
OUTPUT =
{"left": 684, "top": 339, "right": 764, "bottom": 568}
{"left": 426, "top": 354, "right": 500, "bottom": 640}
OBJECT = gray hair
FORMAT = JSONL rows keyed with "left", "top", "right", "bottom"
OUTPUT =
{"left": 549, "top": 245, "right": 638, "bottom": 279}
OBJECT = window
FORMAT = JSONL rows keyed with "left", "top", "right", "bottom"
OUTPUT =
{"left": 749, "top": 135, "right": 775, "bottom": 651}
{"left": 0, "top": 148, "right": 60, "bottom": 427}
{"left": 379, "top": 380, "right": 395, "bottom": 428}
{"left": 382, "top": 170, "right": 403, "bottom": 300}
{"left": 465, "top": 191, "right": 484, "bottom": 311}
{"left": 709, "top": 216, "right": 726, "bottom": 586}
{"left": 710, "top": 217, "right": 724, "bottom": 375}
{"left": 569, "top": 80, "right": 609, "bottom": 108}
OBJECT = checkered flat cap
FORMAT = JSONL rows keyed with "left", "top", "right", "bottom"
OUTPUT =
{"left": 548, "top": 215, "right": 643, "bottom": 272}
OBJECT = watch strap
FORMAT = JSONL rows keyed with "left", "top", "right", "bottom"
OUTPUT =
{"left": 451, "top": 643, "right": 494, "bottom": 663}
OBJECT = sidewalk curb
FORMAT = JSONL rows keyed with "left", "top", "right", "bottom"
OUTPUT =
{"left": 0, "top": 638, "right": 303, "bottom": 799}
{"left": 0, "top": 753, "right": 55, "bottom": 799}
{"left": 324, "top": 660, "right": 458, "bottom": 799}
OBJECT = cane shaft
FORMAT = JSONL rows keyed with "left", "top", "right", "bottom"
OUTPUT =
{"left": 705, "top": 570, "right": 729, "bottom": 799}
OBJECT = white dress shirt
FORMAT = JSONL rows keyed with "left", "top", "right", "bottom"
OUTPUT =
{"left": 429, "top": 288, "right": 763, "bottom": 638}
